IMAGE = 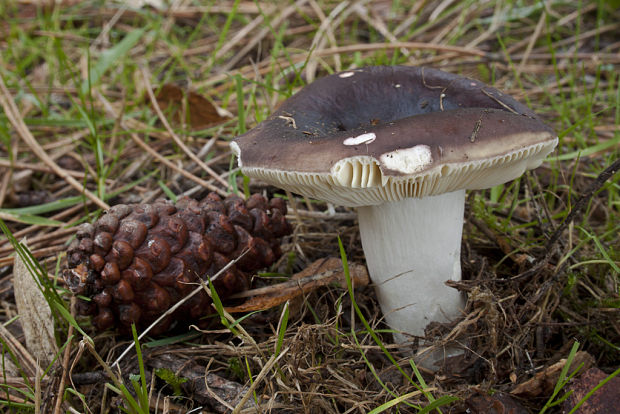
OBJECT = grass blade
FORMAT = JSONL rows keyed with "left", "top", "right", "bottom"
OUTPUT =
{"left": 274, "top": 301, "right": 289, "bottom": 357}
{"left": 80, "top": 28, "right": 147, "bottom": 94}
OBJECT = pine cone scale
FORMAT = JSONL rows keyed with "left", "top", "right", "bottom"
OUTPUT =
{"left": 64, "top": 193, "right": 292, "bottom": 333}
{"left": 135, "top": 236, "right": 171, "bottom": 273}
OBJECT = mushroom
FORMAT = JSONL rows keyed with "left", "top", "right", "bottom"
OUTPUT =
{"left": 231, "top": 66, "right": 557, "bottom": 341}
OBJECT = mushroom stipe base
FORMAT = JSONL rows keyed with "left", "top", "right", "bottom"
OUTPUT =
{"left": 357, "top": 189, "right": 466, "bottom": 343}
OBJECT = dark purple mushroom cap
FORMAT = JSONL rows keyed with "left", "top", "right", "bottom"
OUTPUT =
{"left": 231, "top": 66, "right": 557, "bottom": 207}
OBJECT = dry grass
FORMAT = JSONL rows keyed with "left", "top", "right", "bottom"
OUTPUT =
{"left": 0, "top": 0, "right": 618, "bottom": 413}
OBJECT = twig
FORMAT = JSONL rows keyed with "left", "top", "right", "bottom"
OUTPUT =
{"left": 35, "top": 363, "right": 40, "bottom": 414}
{"left": 528, "top": 22, "right": 620, "bottom": 56}
{"left": 480, "top": 89, "right": 520, "bottom": 114}
{"left": 91, "top": 3, "right": 126, "bottom": 49}
{"left": 511, "top": 157, "right": 620, "bottom": 282}
{"left": 545, "top": 158, "right": 620, "bottom": 252}
{"left": 228, "top": 269, "right": 339, "bottom": 299}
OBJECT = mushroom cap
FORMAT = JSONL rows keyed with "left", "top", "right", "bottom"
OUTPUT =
{"left": 231, "top": 66, "right": 557, "bottom": 207}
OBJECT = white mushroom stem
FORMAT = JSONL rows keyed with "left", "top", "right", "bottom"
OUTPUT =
{"left": 357, "top": 189, "right": 466, "bottom": 342}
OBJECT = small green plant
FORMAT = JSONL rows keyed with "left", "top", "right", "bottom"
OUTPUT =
{"left": 102, "top": 325, "right": 150, "bottom": 414}
{"left": 274, "top": 300, "right": 289, "bottom": 357}
{"left": 154, "top": 368, "right": 187, "bottom": 397}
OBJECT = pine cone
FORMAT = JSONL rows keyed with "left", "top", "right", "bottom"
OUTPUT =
{"left": 63, "top": 193, "right": 292, "bottom": 334}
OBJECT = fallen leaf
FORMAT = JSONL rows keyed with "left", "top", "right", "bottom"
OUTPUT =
{"left": 562, "top": 367, "right": 620, "bottom": 413}
{"left": 511, "top": 351, "right": 594, "bottom": 398}
{"left": 466, "top": 391, "right": 529, "bottom": 414}
{"left": 153, "top": 84, "right": 230, "bottom": 130}
{"left": 225, "top": 257, "right": 369, "bottom": 313}
{"left": 13, "top": 240, "right": 58, "bottom": 368}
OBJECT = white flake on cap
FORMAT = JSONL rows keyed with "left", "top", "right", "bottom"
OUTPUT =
{"left": 380, "top": 145, "right": 432, "bottom": 174}
{"left": 343, "top": 132, "right": 376, "bottom": 146}
{"left": 339, "top": 72, "right": 355, "bottom": 78}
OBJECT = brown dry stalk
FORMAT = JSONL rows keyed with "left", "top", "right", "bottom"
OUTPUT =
{"left": 97, "top": 3, "right": 268, "bottom": 18}
{"left": 0, "top": 158, "right": 98, "bottom": 180}
{"left": 0, "top": 203, "right": 84, "bottom": 249}
{"left": 0, "top": 245, "right": 66, "bottom": 267}
{"left": 516, "top": 8, "right": 547, "bottom": 76}
{"left": 0, "top": 227, "right": 75, "bottom": 257}
{"left": 307, "top": 0, "right": 341, "bottom": 70}
{"left": 53, "top": 297, "right": 76, "bottom": 414}
{"left": 232, "top": 347, "right": 289, "bottom": 414}
{"left": 201, "top": 40, "right": 489, "bottom": 96}
{"left": 0, "top": 392, "right": 28, "bottom": 405}
{"left": 139, "top": 67, "right": 233, "bottom": 192}
{"left": 217, "top": 0, "right": 309, "bottom": 73}
{"left": 95, "top": 91, "right": 228, "bottom": 197}
{"left": 0, "top": 172, "right": 11, "bottom": 209}
{"left": 510, "top": 52, "right": 620, "bottom": 63}
{"left": 304, "top": 0, "right": 348, "bottom": 83}
{"left": 214, "top": 4, "right": 277, "bottom": 60}
{"left": 0, "top": 323, "right": 39, "bottom": 378}
{"left": 530, "top": 22, "right": 620, "bottom": 55}
{"left": 0, "top": 76, "right": 109, "bottom": 210}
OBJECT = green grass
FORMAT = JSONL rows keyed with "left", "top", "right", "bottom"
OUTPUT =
{"left": 0, "top": 0, "right": 618, "bottom": 412}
